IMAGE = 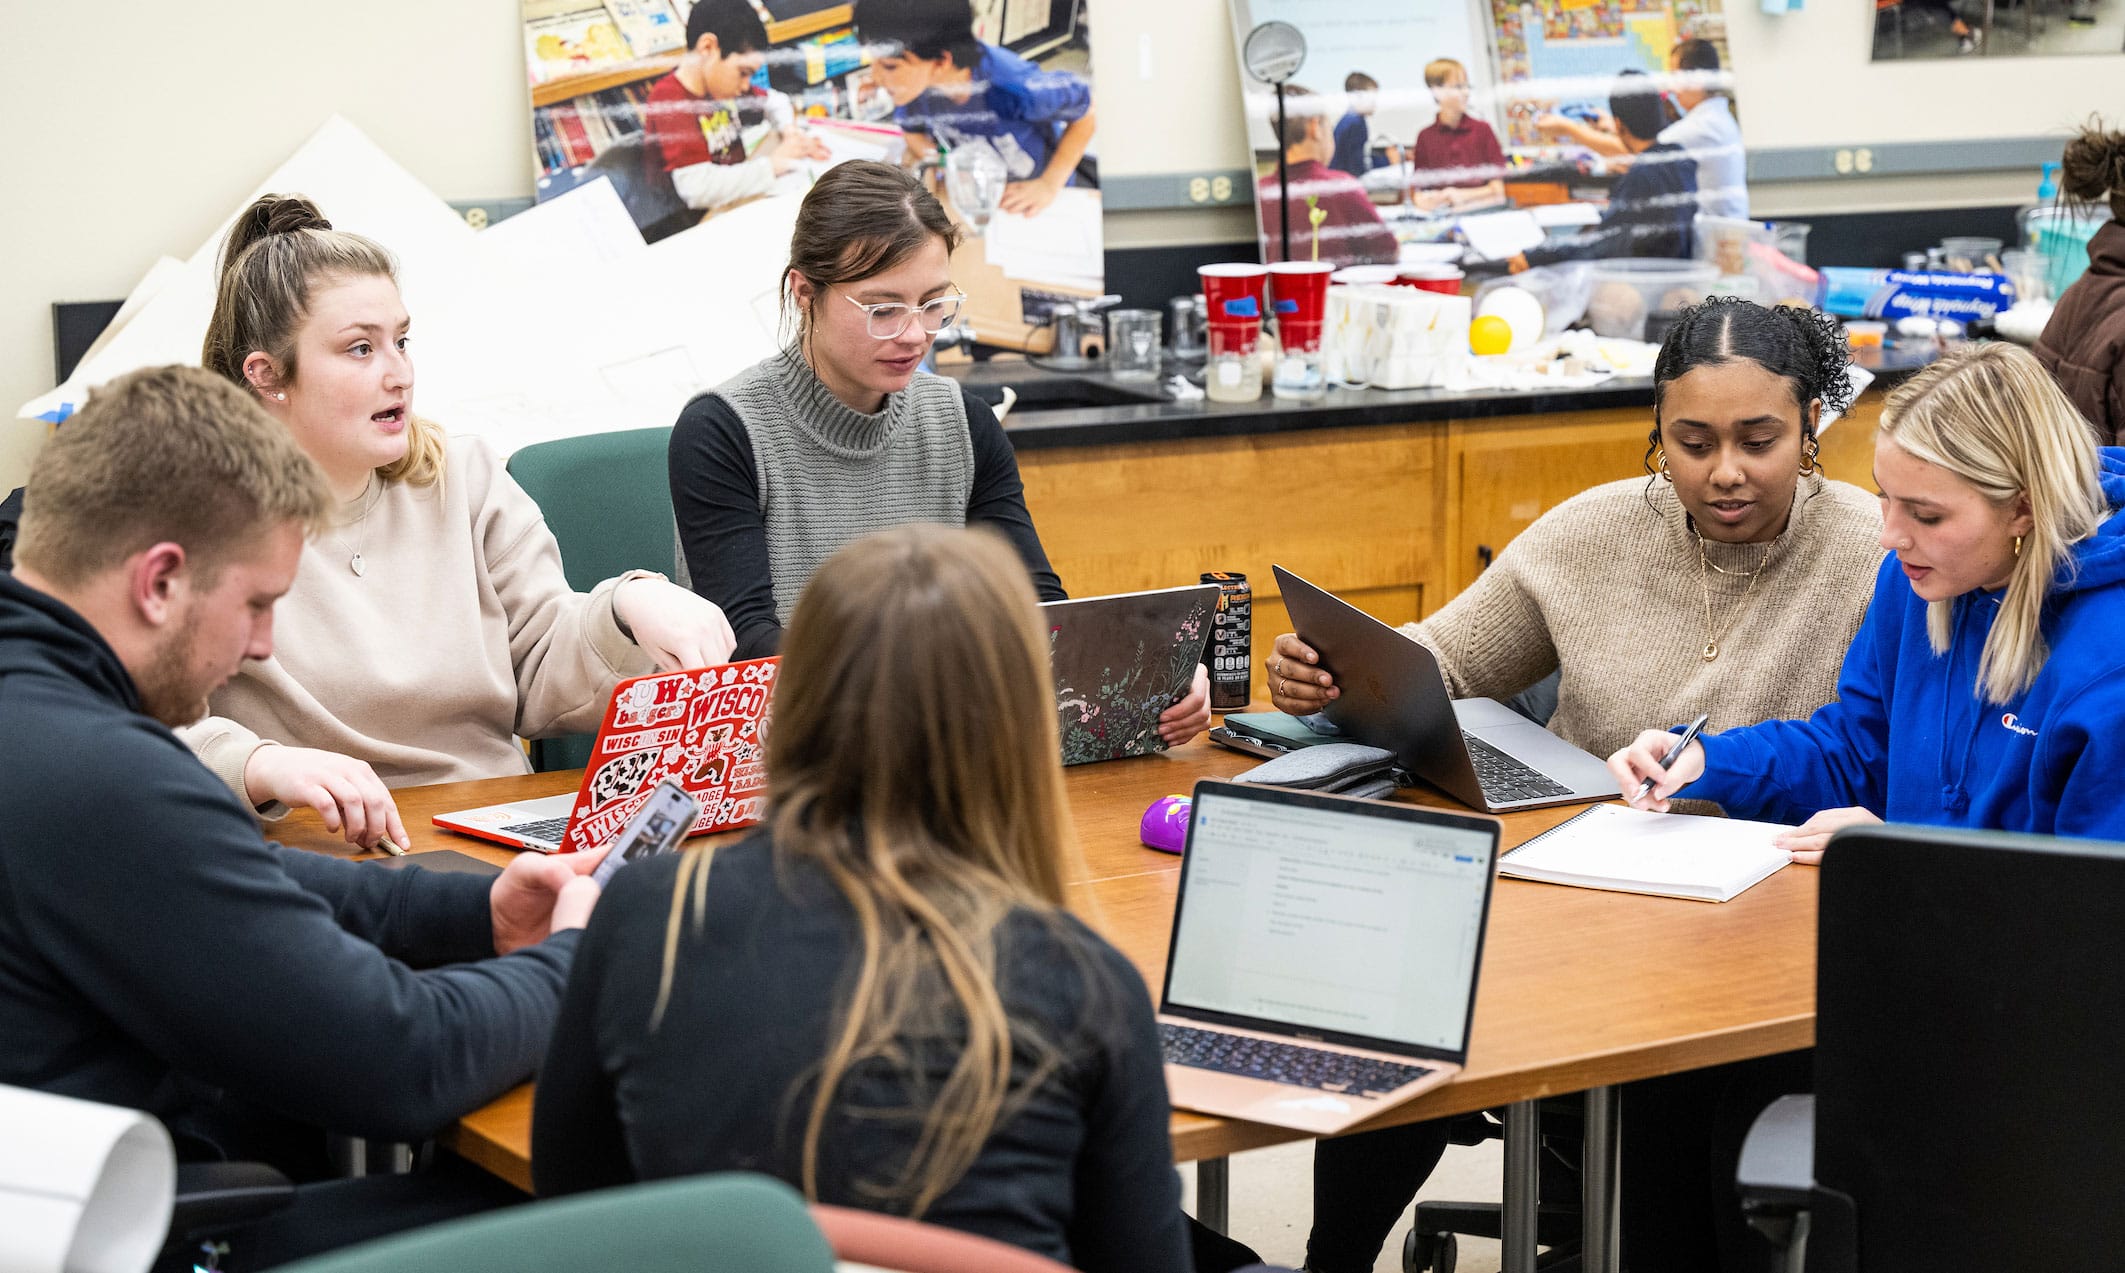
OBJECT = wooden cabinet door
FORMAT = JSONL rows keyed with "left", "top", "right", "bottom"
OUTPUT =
{"left": 1442, "top": 408, "right": 1653, "bottom": 601}
{"left": 1018, "top": 423, "right": 1441, "bottom": 664}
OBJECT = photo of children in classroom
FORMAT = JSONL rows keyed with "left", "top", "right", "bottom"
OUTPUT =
{"left": 520, "top": 0, "right": 1104, "bottom": 303}
{"left": 1230, "top": 0, "right": 1505, "bottom": 268}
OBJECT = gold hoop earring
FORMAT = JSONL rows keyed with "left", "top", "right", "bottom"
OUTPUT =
{"left": 1799, "top": 435, "right": 1821, "bottom": 477}
{"left": 1654, "top": 446, "right": 1673, "bottom": 482}
{"left": 2014, "top": 534, "right": 2024, "bottom": 557}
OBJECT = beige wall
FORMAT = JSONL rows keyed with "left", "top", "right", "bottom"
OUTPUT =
{"left": 4, "top": 0, "right": 2117, "bottom": 487}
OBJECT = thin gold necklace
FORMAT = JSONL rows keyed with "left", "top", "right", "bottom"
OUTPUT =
{"left": 1695, "top": 533, "right": 1773, "bottom": 662}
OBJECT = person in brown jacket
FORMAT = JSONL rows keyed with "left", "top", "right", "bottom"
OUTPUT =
{"left": 2034, "top": 121, "right": 2125, "bottom": 443}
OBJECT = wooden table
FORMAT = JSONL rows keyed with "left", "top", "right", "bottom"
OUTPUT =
{"left": 281, "top": 733, "right": 1816, "bottom": 1272}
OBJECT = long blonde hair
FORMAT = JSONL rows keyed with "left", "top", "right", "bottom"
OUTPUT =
{"left": 656, "top": 525, "right": 1086, "bottom": 1215}
{"left": 201, "top": 194, "right": 446, "bottom": 488}
{"left": 1879, "top": 343, "right": 2107, "bottom": 702}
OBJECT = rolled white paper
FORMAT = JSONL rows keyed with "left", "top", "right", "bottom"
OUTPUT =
{"left": 0, "top": 1085, "right": 173, "bottom": 1273}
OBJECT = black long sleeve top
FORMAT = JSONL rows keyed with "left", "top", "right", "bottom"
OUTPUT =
{"left": 533, "top": 835, "right": 1190, "bottom": 1272}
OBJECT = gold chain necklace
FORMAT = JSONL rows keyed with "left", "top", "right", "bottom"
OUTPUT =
{"left": 1696, "top": 534, "right": 1773, "bottom": 662}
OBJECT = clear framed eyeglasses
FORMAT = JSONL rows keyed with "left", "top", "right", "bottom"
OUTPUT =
{"left": 843, "top": 290, "right": 967, "bottom": 340}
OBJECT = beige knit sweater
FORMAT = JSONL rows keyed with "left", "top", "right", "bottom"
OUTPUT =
{"left": 1403, "top": 474, "right": 1884, "bottom": 761}
{"left": 181, "top": 435, "right": 654, "bottom": 796}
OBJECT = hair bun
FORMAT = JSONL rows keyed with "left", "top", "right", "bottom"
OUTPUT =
{"left": 2060, "top": 118, "right": 2125, "bottom": 204}
{"left": 1776, "top": 302, "right": 1857, "bottom": 423}
{"left": 246, "top": 194, "right": 332, "bottom": 237}
{"left": 218, "top": 194, "right": 332, "bottom": 279}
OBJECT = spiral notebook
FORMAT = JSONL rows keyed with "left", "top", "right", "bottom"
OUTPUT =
{"left": 1500, "top": 804, "right": 1795, "bottom": 903}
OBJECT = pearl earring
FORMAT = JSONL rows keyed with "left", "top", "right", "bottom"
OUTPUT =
{"left": 274, "top": 392, "right": 286, "bottom": 401}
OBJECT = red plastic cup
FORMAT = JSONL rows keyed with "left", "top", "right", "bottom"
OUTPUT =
{"left": 1269, "top": 261, "right": 1334, "bottom": 329}
{"left": 1199, "top": 263, "right": 1270, "bottom": 328}
{"left": 1207, "top": 321, "right": 1261, "bottom": 357}
{"left": 1279, "top": 319, "right": 1325, "bottom": 354}
{"left": 1397, "top": 264, "right": 1465, "bottom": 296}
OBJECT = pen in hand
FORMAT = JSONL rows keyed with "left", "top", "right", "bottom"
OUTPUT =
{"left": 1632, "top": 712, "right": 1711, "bottom": 805}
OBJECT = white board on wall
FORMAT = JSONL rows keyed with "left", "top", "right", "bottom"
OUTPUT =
{"left": 1227, "top": 0, "right": 1495, "bottom": 154}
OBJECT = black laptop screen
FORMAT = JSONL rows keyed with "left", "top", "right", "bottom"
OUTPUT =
{"left": 1164, "top": 785, "right": 1496, "bottom": 1059}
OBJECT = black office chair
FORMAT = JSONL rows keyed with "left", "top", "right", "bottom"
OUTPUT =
{"left": 1406, "top": 1105, "right": 1585, "bottom": 1272}
{"left": 1738, "top": 823, "right": 2125, "bottom": 1272}
{"left": 160, "top": 1162, "right": 298, "bottom": 1266}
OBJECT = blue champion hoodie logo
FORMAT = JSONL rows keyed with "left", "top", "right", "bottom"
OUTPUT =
{"left": 2000, "top": 713, "right": 2039, "bottom": 737}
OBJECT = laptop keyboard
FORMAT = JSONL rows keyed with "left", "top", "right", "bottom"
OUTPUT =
{"left": 1461, "top": 733, "right": 1573, "bottom": 804}
{"left": 1160, "top": 1023, "right": 1433, "bottom": 1097}
{"left": 496, "top": 816, "right": 570, "bottom": 843}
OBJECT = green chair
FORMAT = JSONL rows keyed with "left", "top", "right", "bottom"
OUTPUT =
{"left": 274, "top": 1173, "right": 834, "bottom": 1273}
{"left": 505, "top": 427, "right": 676, "bottom": 772}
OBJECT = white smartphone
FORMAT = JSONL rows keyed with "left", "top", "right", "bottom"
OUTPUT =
{"left": 589, "top": 778, "right": 699, "bottom": 887}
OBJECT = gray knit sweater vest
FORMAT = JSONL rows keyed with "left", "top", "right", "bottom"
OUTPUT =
{"left": 712, "top": 351, "right": 974, "bottom": 624}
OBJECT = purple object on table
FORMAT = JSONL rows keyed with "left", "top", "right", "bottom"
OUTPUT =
{"left": 1140, "top": 794, "right": 1192, "bottom": 854}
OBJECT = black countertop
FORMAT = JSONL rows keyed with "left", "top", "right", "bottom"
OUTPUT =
{"left": 948, "top": 343, "right": 1938, "bottom": 451}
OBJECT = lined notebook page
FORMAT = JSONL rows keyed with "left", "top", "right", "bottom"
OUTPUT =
{"left": 1500, "top": 804, "right": 1795, "bottom": 903}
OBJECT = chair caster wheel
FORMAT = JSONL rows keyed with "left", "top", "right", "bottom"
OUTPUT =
{"left": 1402, "top": 1228, "right": 1457, "bottom": 1273}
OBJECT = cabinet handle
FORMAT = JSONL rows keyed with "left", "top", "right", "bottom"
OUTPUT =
{"left": 1476, "top": 545, "right": 1494, "bottom": 571}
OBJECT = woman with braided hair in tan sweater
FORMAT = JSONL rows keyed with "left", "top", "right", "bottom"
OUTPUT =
{"left": 1271, "top": 296, "right": 1885, "bottom": 1273}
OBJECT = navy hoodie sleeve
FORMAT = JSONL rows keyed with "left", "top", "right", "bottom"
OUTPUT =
{"left": 1685, "top": 556, "right": 1901, "bottom": 822}
{"left": 669, "top": 394, "right": 784, "bottom": 661}
{"left": 964, "top": 388, "right": 1067, "bottom": 602}
{"left": 12, "top": 716, "right": 578, "bottom": 1142}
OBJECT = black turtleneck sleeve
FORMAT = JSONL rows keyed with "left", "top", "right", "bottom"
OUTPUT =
{"left": 670, "top": 394, "right": 783, "bottom": 661}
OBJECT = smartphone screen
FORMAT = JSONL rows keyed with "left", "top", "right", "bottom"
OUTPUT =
{"left": 590, "top": 778, "right": 700, "bottom": 887}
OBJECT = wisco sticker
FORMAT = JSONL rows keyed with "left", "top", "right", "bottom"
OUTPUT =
{"left": 2000, "top": 713, "right": 2039, "bottom": 738}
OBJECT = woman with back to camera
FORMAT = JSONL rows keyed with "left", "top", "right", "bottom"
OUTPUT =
{"left": 1267, "top": 297, "right": 1888, "bottom": 1273}
{"left": 189, "top": 195, "right": 734, "bottom": 851}
{"left": 534, "top": 525, "right": 1249, "bottom": 1272}
{"left": 2034, "top": 118, "right": 2125, "bottom": 444}
{"left": 669, "top": 159, "right": 1211, "bottom": 744}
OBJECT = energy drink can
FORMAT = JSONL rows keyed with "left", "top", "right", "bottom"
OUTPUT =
{"left": 1202, "top": 571, "right": 1252, "bottom": 711}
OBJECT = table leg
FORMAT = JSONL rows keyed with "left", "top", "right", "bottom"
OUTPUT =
{"left": 1197, "top": 1155, "right": 1231, "bottom": 1234}
{"left": 1583, "top": 1086, "right": 1622, "bottom": 1273}
{"left": 1502, "top": 1100, "right": 1540, "bottom": 1273}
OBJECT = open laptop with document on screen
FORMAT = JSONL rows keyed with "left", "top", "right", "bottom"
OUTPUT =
{"left": 1158, "top": 780, "right": 1500, "bottom": 1135}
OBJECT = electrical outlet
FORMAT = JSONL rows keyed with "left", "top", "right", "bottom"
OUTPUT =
{"left": 1185, "top": 174, "right": 1240, "bottom": 204}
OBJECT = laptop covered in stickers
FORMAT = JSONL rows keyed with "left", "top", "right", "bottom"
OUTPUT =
{"left": 432, "top": 658, "right": 779, "bottom": 854}
{"left": 1044, "top": 585, "right": 1219, "bottom": 766}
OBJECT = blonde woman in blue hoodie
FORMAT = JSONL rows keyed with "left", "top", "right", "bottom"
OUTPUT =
{"left": 1613, "top": 341, "right": 2125, "bottom": 849}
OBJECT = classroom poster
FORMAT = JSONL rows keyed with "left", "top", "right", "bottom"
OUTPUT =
{"left": 1870, "top": 0, "right": 2125, "bottom": 60}
{"left": 519, "top": 0, "right": 1105, "bottom": 340}
{"left": 1226, "top": 0, "right": 1498, "bottom": 267}
{"left": 1486, "top": 0, "right": 1733, "bottom": 147}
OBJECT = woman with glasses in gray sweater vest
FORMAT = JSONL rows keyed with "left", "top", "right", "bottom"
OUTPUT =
{"left": 670, "top": 160, "right": 1212, "bottom": 745}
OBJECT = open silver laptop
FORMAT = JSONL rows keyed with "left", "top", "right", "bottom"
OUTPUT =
{"left": 1273, "top": 564, "right": 1614, "bottom": 812}
{"left": 1159, "top": 780, "right": 1500, "bottom": 1135}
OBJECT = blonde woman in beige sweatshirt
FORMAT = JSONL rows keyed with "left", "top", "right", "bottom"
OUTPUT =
{"left": 179, "top": 195, "right": 735, "bottom": 851}
{"left": 1269, "top": 296, "right": 1886, "bottom": 1273}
